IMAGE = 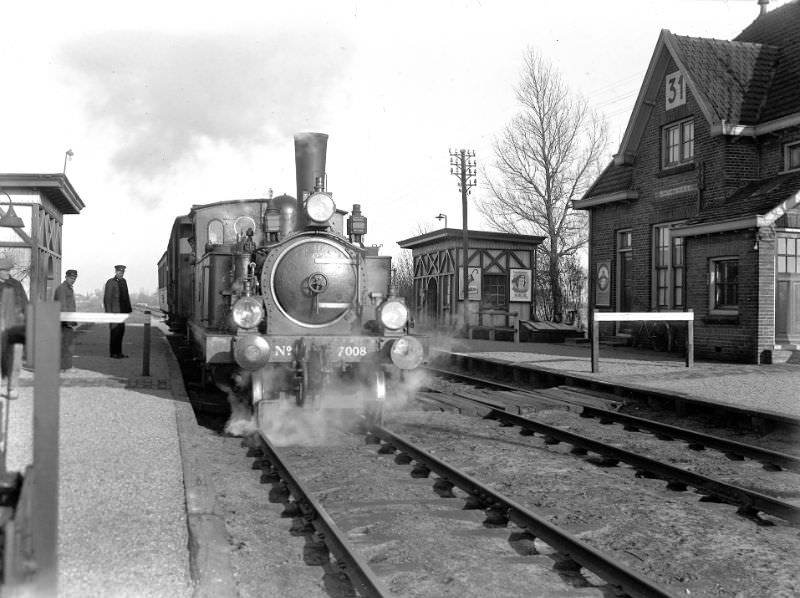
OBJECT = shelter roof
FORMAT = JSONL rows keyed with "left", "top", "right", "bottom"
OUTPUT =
{"left": 398, "top": 228, "right": 545, "bottom": 250}
{"left": 0, "top": 173, "right": 85, "bottom": 214}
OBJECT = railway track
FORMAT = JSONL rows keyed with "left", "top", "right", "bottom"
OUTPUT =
{"left": 245, "top": 424, "right": 679, "bottom": 598}
{"left": 174, "top": 343, "right": 799, "bottom": 596}
{"left": 420, "top": 371, "right": 800, "bottom": 525}
{"left": 427, "top": 365, "right": 800, "bottom": 471}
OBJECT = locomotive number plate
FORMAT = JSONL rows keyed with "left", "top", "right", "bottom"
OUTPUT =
{"left": 336, "top": 345, "right": 369, "bottom": 358}
{"left": 267, "top": 338, "right": 374, "bottom": 362}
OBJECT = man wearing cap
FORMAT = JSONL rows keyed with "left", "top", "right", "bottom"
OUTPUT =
{"left": 0, "top": 257, "right": 28, "bottom": 399}
{"left": 54, "top": 270, "right": 78, "bottom": 370}
{"left": 103, "top": 265, "right": 132, "bottom": 358}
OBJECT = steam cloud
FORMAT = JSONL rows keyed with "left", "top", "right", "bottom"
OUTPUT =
{"left": 58, "top": 29, "right": 354, "bottom": 202}
{"left": 224, "top": 366, "right": 430, "bottom": 447}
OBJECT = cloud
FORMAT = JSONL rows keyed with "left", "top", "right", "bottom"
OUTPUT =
{"left": 58, "top": 29, "right": 355, "bottom": 189}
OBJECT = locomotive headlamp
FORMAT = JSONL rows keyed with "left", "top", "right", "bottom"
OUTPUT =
{"left": 232, "top": 296, "right": 264, "bottom": 329}
{"left": 305, "top": 192, "right": 336, "bottom": 224}
{"left": 233, "top": 334, "right": 271, "bottom": 370}
{"left": 379, "top": 299, "right": 408, "bottom": 330}
{"left": 387, "top": 336, "right": 424, "bottom": 370}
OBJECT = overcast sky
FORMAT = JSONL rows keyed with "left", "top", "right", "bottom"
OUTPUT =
{"left": 0, "top": 0, "right": 788, "bottom": 294}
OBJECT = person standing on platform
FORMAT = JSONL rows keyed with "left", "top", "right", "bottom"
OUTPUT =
{"left": 103, "top": 265, "right": 132, "bottom": 359}
{"left": 54, "top": 269, "right": 78, "bottom": 371}
{"left": 0, "top": 257, "right": 28, "bottom": 399}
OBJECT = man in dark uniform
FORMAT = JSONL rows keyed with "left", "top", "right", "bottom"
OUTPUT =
{"left": 54, "top": 269, "right": 78, "bottom": 370}
{"left": 0, "top": 257, "right": 28, "bottom": 399}
{"left": 103, "top": 265, "right": 132, "bottom": 358}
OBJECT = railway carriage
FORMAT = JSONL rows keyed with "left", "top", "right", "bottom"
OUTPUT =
{"left": 160, "top": 132, "right": 425, "bottom": 420}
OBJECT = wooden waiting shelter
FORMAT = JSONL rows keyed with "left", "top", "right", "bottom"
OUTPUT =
{"left": 0, "top": 174, "right": 85, "bottom": 302}
{"left": 398, "top": 228, "right": 544, "bottom": 337}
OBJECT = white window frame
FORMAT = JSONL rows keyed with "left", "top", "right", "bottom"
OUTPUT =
{"left": 652, "top": 222, "right": 685, "bottom": 310}
{"left": 662, "top": 118, "right": 694, "bottom": 169}
{"left": 784, "top": 141, "right": 800, "bottom": 173}
{"left": 708, "top": 257, "right": 739, "bottom": 316}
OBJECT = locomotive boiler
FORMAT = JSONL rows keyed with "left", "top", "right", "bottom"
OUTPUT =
{"left": 160, "top": 132, "right": 425, "bottom": 421}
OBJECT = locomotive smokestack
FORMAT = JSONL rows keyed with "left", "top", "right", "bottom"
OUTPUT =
{"left": 294, "top": 132, "right": 328, "bottom": 231}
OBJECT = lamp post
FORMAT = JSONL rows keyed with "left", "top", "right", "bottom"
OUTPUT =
{"left": 449, "top": 149, "right": 477, "bottom": 337}
{"left": 435, "top": 213, "right": 447, "bottom": 228}
{"left": 63, "top": 149, "right": 74, "bottom": 175}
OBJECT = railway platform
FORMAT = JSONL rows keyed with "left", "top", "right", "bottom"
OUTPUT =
{"left": 4, "top": 314, "right": 232, "bottom": 597}
{"left": 432, "top": 335, "right": 800, "bottom": 421}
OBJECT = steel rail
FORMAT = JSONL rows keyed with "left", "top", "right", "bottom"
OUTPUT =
{"left": 480, "top": 407, "right": 800, "bottom": 524}
{"left": 251, "top": 432, "right": 390, "bottom": 598}
{"left": 428, "top": 366, "right": 800, "bottom": 473}
{"left": 369, "top": 426, "right": 678, "bottom": 598}
{"left": 578, "top": 405, "right": 800, "bottom": 473}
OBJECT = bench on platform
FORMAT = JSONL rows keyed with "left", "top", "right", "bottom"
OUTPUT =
{"left": 470, "top": 309, "right": 519, "bottom": 342}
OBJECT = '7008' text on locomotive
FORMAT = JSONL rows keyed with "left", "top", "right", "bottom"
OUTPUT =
{"left": 158, "top": 132, "right": 426, "bottom": 427}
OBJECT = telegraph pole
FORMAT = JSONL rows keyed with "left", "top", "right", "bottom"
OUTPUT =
{"left": 449, "top": 148, "right": 476, "bottom": 337}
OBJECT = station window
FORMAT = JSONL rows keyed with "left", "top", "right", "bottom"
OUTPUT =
{"left": 785, "top": 141, "right": 800, "bottom": 172}
{"left": 709, "top": 257, "right": 738, "bottom": 314}
{"left": 662, "top": 118, "right": 694, "bottom": 169}
{"left": 652, "top": 223, "right": 685, "bottom": 309}
{"left": 483, "top": 274, "right": 508, "bottom": 308}
{"left": 777, "top": 236, "right": 799, "bottom": 274}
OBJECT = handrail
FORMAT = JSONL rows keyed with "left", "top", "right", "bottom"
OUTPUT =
{"left": 591, "top": 310, "right": 694, "bottom": 373}
{"left": 59, "top": 312, "right": 129, "bottom": 323}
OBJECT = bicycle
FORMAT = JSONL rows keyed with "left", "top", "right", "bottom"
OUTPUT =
{"left": 633, "top": 320, "right": 670, "bottom": 352}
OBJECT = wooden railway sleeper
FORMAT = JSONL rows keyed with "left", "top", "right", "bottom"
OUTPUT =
{"left": 463, "top": 494, "right": 487, "bottom": 510}
{"left": 483, "top": 504, "right": 510, "bottom": 528}
{"left": 260, "top": 467, "right": 281, "bottom": 484}
{"left": 410, "top": 462, "right": 431, "bottom": 478}
{"left": 268, "top": 481, "right": 291, "bottom": 503}
{"left": 246, "top": 446, "right": 264, "bottom": 458}
{"left": 377, "top": 442, "right": 396, "bottom": 455}
{"left": 508, "top": 530, "right": 538, "bottom": 556}
{"left": 433, "top": 477, "right": 455, "bottom": 498}
{"left": 393, "top": 452, "right": 413, "bottom": 465}
{"left": 281, "top": 500, "right": 302, "bottom": 518}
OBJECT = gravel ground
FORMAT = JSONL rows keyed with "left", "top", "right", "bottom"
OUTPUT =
{"left": 183, "top": 392, "right": 800, "bottom": 597}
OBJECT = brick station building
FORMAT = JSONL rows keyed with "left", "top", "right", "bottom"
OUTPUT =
{"left": 575, "top": 1, "right": 800, "bottom": 363}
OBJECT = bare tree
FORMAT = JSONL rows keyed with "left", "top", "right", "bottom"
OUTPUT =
{"left": 480, "top": 48, "right": 608, "bottom": 321}
{"left": 391, "top": 221, "right": 433, "bottom": 305}
{"left": 392, "top": 249, "right": 414, "bottom": 304}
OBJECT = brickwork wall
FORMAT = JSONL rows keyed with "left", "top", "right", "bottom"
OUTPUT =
{"left": 683, "top": 230, "right": 762, "bottom": 362}
{"left": 588, "top": 55, "right": 789, "bottom": 363}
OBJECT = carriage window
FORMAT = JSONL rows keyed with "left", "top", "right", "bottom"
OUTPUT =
{"left": 207, "top": 220, "right": 224, "bottom": 246}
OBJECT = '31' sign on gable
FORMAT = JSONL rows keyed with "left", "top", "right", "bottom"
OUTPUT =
{"left": 665, "top": 70, "right": 686, "bottom": 110}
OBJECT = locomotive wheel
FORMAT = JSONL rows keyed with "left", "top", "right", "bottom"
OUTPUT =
{"left": 366, "top": 370, "right": 387, "bottom": 428}
{"left": 251, "top": 371, "right": 265, "bottom": 405}
{"left": 295, "top": 362, "right": 308, "bottom": 407}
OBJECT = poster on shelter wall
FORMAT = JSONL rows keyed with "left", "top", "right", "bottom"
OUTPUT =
{"left": 509, "top": 269, "right": 532, "bottom": 302}
{"left": 596, "top": 260, "right": 611, "bottom": 307}
{"left": 458, "top": 267, "right": 481, "bottom": 300}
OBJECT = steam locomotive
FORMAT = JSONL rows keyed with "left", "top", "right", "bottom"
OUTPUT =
{"left": 158, "top": 132, "right": 425, "bottom": 422}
